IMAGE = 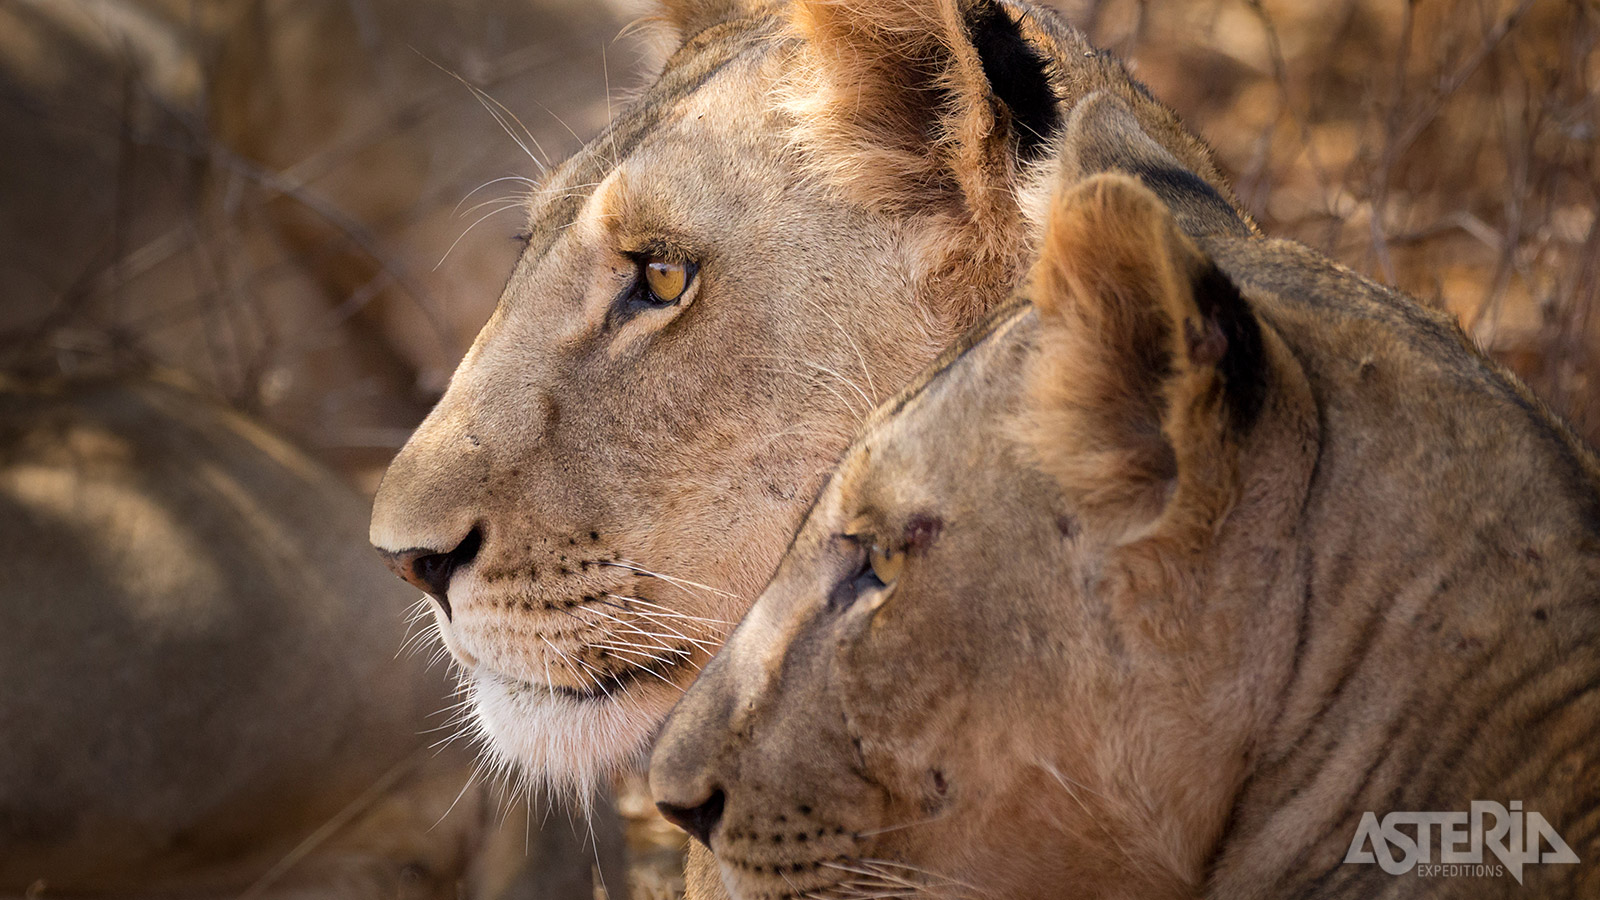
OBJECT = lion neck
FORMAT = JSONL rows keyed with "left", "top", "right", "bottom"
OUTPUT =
{"left": 988, "top": 327, "right": 1324, "bottom": 900}
{"left": 1199, "top": 249, "right": 1600, "bottom": 899}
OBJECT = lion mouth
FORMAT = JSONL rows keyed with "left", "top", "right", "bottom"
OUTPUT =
{"left": 482, "top": 646, "right": 692, "bottom": 704}
{"left": 548, "top": 653, "right": 688, "bottom": 702}
{"left": 468, "top": 644, "right": 693, "bottom": 797}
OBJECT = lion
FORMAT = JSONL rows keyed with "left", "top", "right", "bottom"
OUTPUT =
{"left": 0, "top": 374, "right": 619, "bottom": 898}
{"left": 648, "top": 172, "right": 1600, "bottom": 899}
{"left": 369, "top": 0, "right": 1251, "bottom": 821}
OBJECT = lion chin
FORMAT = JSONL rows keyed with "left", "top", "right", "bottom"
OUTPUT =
{"left": 468, "top": 665, "right": 681, "bottom": 802}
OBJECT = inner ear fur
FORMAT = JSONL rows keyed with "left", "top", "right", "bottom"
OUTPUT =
{"left": 786, "top": 0, "right": 1058, "bottom": 313}
{"left": 1020, "top": 173, "right": 1266, "bottom": 548}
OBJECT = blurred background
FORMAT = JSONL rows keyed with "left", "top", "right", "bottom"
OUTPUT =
{"left": 0, "top": 0, "right": 1593, "bottom": 897}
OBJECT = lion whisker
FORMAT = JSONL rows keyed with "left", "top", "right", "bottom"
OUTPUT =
{"left": 601, "top": 595, "right": 729, "bottom": 630}
{"left": 592, "top": 634, "right": 687, "bottom": 654}
{"left": 852, "top": 858, "right": 978, "bottom": 896}
{"left": 538, "top": 635, "right": 597, "bottom": 697}
{"left": 615, "top": 609, "right": 729, "bottom": 643}
{"left": 610, "top": 656, "right": 686, "bottom": 691}
{"left": 603, "top": 592, "right": 735, "bottom": 627}
{"left": 744, "top": 361, "right": 870, "bottom": 418}
{"left": 736, "top": 352, "right": 875, "bottom": 409}
{"left": 855, "top": 811, "right": 949, "bottom": 837}
{"left": 753, "top": 423, "right": 855, "bottom": 451}
{"left": 592, "top": 641, "right": 685, "bottom": 667}
{"left": 431, "top": 62, "right": 551, "bottom": 174}
{"left": 571, "top": 605, "right": 710, "bottom": 650}
{"left": 455, "top": 190, "right": 538, "bottom": 218}
{"left": 422, "top": 705, "right": 475, "bottom": 728}
{"left": 435, "top": 201, "right": 528, "bottom": 270}
{"left": 798, "top": 293, "right": 878, "bottom": 399}
{"left": 577, "top": 601, "right": 724, "bottom": 652}
{"left": 631, "top": 613, "right": 728, "bottom": 641}
{"left": 396, "top": 625, "right": 433, "bottom": 656}
{"left": 452, "top": 174, "right": 541, "bottom": 216}
{"left": 603, "top": 560, "right": 739, "bottom": 600}
{"left": 822, "top": 862, "right": 918, "bottom": 886}
{"left": 806, "top": 874, "right": 920, "bottom": 900}
{"left": 425, "top": 694, "right": 479, "bottom": 720}
{"left": 736, "top": 350, "right": 876, "bottom": 413}
{"left": 616, "top": 622, "right": 719, "bottom": 653}
{"left": 395, "top": 618, "right": 441, "bottom": 659}
{"left": 424, "top": 644, "right": 454, "bottom": 670}
{"left": 565, "top": 654, "right": 618, "bottom": 701}
{"left": 431, "top": 738, "right": 490, "bottom": 831}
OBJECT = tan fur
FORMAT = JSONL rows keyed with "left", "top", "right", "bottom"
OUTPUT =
{"left": 785, "top": 0, "right": 1019, "bottom": 280}
{"left": 782, "top": 0, "right": 1251, "bottom": 328}
{"left": 657, "top": 0, "right": 770, "bottom": 36}
{"left": 1024, "top": 177, "right": 1228, "bottom": 531}
{"left": 650, "top": 175, "right": 1600, "bottom": 900}
{"left": 368, "top": 0, "right": 1253, "bottom": 833}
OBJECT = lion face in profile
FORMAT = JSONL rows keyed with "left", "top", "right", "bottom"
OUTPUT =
{"left": 651, "top": 174, "right": 1600, "bottom": 900}
{"left": 367, "top": 0, "right": 1241, "bottom": 799}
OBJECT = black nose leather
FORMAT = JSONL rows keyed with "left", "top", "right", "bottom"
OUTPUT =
{"left": 656, "top": 788, "right": 725, "bottom": 847}
{"left": 379, "top": 527, "right": 482, "bottom": 619}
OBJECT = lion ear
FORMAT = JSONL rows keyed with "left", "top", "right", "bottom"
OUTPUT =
{"left": 1020, "top": 173, "right": 1265, "bottom": 544}
{"left": 789, "top": 0, "right": 1058, "bottom": 241}
{"left": 1058, "top": 91, "right": 1254, "bottom": 239}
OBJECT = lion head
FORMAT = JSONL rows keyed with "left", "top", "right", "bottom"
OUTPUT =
{"left": 650, "top": 174, "right": 1600, "bottom": 899}
{"left": 368, "top": 0, "right": 1241, "bottom": 799}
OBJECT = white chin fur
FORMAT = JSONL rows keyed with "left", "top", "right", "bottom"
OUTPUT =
{"left": 469, "top": 669, "right": 668, "bottom": 802}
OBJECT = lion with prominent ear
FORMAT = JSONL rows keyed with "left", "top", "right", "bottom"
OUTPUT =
{"left": 370, "top": 0, "right": 1246, "bottom": 834}
{"left": 650, "top": 173, "right": 1600, "bottom": 900}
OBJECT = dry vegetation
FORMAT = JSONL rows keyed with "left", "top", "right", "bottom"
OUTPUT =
{"left": 0, "top": 0, "right": 1593, "bottom": 896}
{"left": 0, "top": 0, "right": 642, "bottom": 485}
{"left": 1082, "top": 0, "right": 1599, "bottom": 440}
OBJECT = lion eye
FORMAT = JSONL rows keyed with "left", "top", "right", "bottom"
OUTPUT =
{"left": 868, "top": 544, "right": 903, "bottom": 586}
{"left": 828, "top": 538, "right": 901, "bottom": 612}
{"left": 643, "top": 258, "right": 691, "bottom": 305}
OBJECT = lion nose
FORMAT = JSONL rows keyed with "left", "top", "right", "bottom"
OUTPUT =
{"left": 656, "top": 788, "right": 726, "bottom": 847}
{"left": 378, "top": 526, "right": 483, "bottom": 619}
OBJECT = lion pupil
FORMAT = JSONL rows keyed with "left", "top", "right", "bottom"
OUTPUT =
{"left": 645, "top": 259, "right": 687, "bottom": 303}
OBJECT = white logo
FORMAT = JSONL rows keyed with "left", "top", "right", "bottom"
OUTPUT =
{"left": 1344, "top": 801, "right": 1579, "bottom": 884}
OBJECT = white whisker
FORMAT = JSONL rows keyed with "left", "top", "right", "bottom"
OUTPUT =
{"left": 452, "top": 174, "right": 540, "bottom": 216}
{"left": 435, "top": 202, "right": 527, "bottom": 270}
{"left": 604, "top": 592, "right": 734, "bottom": 627}
{"left": 604, "top": 560, "right": 739, "bottom": 600}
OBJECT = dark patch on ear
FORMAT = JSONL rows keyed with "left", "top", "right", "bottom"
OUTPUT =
{"left": 1127, "top": 161, "right": 1251, "bottom": 238}
{"left": 1061, "top": 92, "right": 1252, "bottom": 238}
{"left": 1191, "top": 261, "right": 1266, "bottom": 431}
{"left": 964, "top": 1, "right": 1059, "bottom": 159}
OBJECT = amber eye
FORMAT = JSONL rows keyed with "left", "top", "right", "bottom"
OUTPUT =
{"left": 828, "top": 536, "right": 903, "bottom": 612}
{"left": 868, "top": 544, "right": 904, "bottom": 586}
{"left": 643, "top": 258, "right": 691, "bottom": 305}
